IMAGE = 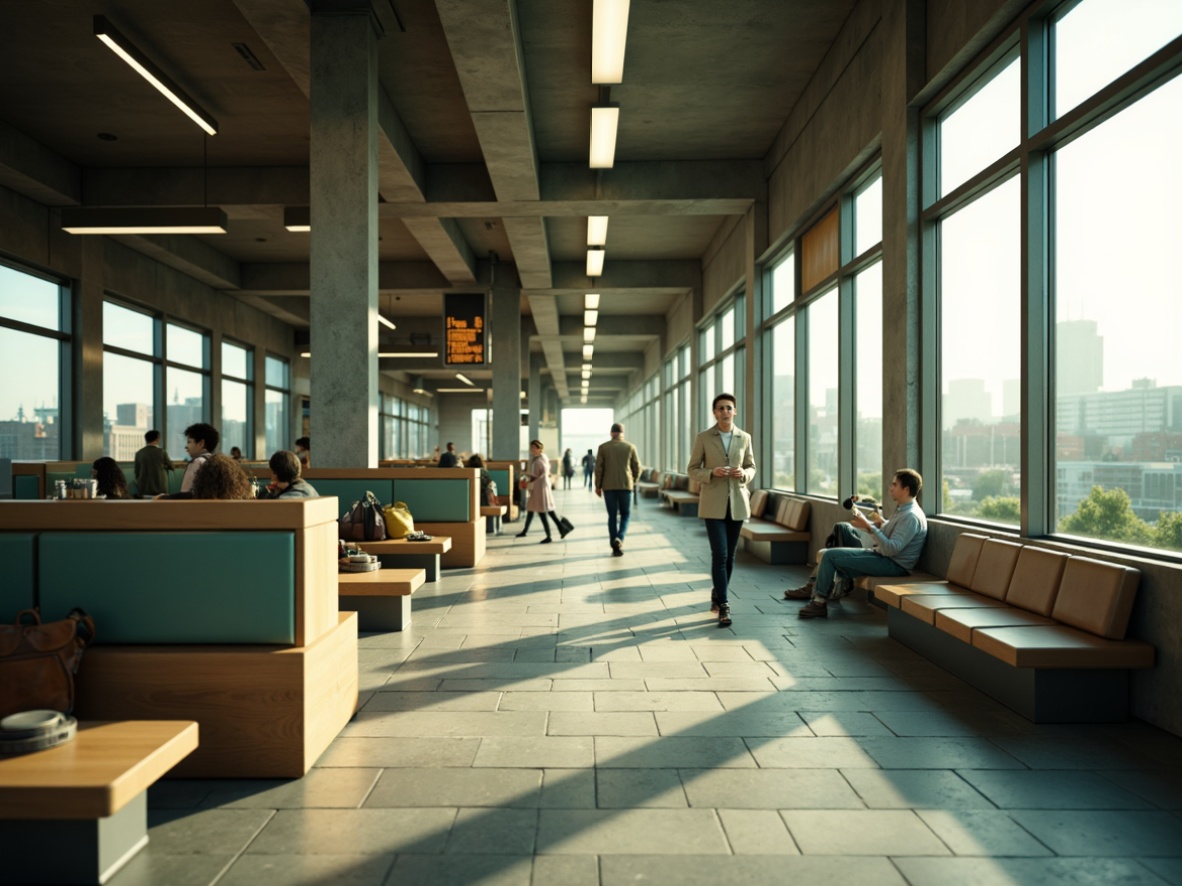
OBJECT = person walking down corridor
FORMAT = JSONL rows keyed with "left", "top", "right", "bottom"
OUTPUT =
{"left": 516, "top": 440, "right": 574, "bottom": 543}
{"left": 688, "top": 393, "right": 756, "bottom": 627}
{"left": 595, "top": 423, "right": 641, "bottom": 556}
{"left": 581, "top": 449, "right": 595, "bottom": 490}
{"left": 562, "top": 448, "right": 575, "bottom": 490}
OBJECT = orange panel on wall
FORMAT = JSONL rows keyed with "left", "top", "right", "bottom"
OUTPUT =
{"left": 801, "top": 207, "right": 839, "bottom": 293}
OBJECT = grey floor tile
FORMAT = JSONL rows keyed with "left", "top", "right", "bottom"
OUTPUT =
{"left": 893, "top": 857, "right": 1171, "bottom": 886}
{"left": 746, "top": 736, "right": 881, "bottom": 769}
{"left": 218, "top": 854, "right": 396, "bottom": 886}
{"left": 246, "top": 808, "right": 456, "bottom": 855}
{"left": 361, "top": 690, "right": 501, "bottom": 712}
{"left": 474, "top": 736, "right": 595, "bottom": 768}
{"left": 343, "top": 710, "right": 548, "bottom": 737}
{"left": 857, "top": 737, "right": 1027, "bottom": 769}
{"left": 498, "top": 690, "right": 594, "bottom": 711}
{"left": 655, "top": 709, "right": 811, "bottom": 737}
{"left": 681, "top": 767, "right": 864, "bottom": 809}
{"left": 537, "top": 808, "right": 728, "bottom": 854}
{"left": 780, "top": 809, "right": 950, "bottom": 855}
{"left": 873, "top": 709, "right": 1018, "bottom": 737}
{"left": 594, "top": 691, "right": 723, "bottom": 712}
{"left": 914, "top": 810, "right": 1054, "bottom": 856}
{"left": 540, "top": 769, "right": 597, "bottom": 808}
{"left": 1140, "top": 858, "right": 1182, "bottom": 885}
{"left": 1098, "top": 769, "right": 1182, "bottom": 809}
{"left": 958, "top": 769, "right": 1153, "bottom": 810}
{"left": 531, "top": 855, "right": 600, "bottom": 886}
{"left": 596, "top": 735, "right": 757, "bottom": 768}
{"left": 717, "top": 808, "right": 801, "bottom": 854}
{"left": 548, "top": 711, "right": 659, "bottom": 736}
{"left": 145, "top": 808, "right": 273, "bottom": 855}
{"left": 596, "top": 768, "right": 688, "bottom": 808}
{"left": 600, "top": 855, "right": 908, "bottom": 885}
{"left": 197, "top": 768, "right": 380, "bottom": 809}
{"left": 445, "top": 808, "right": 538, "bottom": 854}
{"left": 990, "top": 735, "right": 1155, "bottom": 770}
{"left": 366, "top": 768, "right": 541, "bottom": 808}
{"left": 386, "top": 853, "right": 533, "bottom": 886}
{"left": 1008, "top": 809, "right": 1182, "bottom": 856}
{"left": 106, "top": 852, "right": 234, "bottom": 886}
{"left": 315, "top": 736, "right": 480, "bottom": 768}
{"left": 841, "top": 769, "right": 994, "bottom": 809}
{"left": 798, "top": 711, "right": 896, "bottom": 737}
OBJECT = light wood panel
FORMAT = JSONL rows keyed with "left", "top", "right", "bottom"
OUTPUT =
{"left": 0, "top": 720, "right": 198, "bottom": 819}
{"left": 801, "top": 205, "right": 839, "bottom": 293}
{"left": 337, "top": 568, "right": 425, "bottom": 596}
{"left": 297, "top": 520, "right": 340, "bottom": 645}
{"left": 0, "top": 498, "right": 340, "bottom": 531}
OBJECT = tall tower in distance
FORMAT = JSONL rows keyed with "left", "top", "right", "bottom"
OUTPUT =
{"left": 1057, "top": 319, "right": 1103, "bottom": 395}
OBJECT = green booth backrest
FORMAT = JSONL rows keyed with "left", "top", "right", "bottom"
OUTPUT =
{"left": 0, "top": 533, "right": 36, "bottom": 620}
{"left": 487, "top": 469, "right": 511, "bottom": 495}
{"left": 37, "top": 531, "right": 295, "bottom": 644}
{"left": 313, "top": 478, "right": 471, "bottom": 522}
{"left": 15, "top": 476, "right": 40, "bottom": 499}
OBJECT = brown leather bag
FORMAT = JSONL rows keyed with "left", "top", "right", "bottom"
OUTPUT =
{"left": 0, "top": 609, "right": 96, "bottom": 719}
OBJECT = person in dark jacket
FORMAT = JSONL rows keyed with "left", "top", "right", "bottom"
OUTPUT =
{"left": 134, "top": 429, "right": 174, "bottom": 497}
{"left": 438, "top": 441, "right": 459, "bottom": 468}
{"left": 259, "top": 450, "right": 319, "bottom": 499}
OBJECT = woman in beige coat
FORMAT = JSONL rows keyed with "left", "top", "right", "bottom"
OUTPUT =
{"left": 687, "top": 393, "right": 756, "bottom": 626}
{"left": 516, "top": 440, "right": 573, "bottom": 543}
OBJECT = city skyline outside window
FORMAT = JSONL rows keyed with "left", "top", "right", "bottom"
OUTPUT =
{"left": 0, "top": 264, "right": 65, "bottom": 460}
{"left": 102, "top": 301, "right": 158, "bottom": 460}
{"left": 807, "top": 289, "right": 838, "bottom": 496}
{"left": 221, "top": 340, "right": 252, "bottom": 459}
{"left": 854, "top": 261, "right": 883, "bottom": 497}
{"left": 264, "top": 355, "right": 290, "bottom": 456}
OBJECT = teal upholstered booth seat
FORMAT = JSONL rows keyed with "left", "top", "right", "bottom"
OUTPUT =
{"left": 312, "top": 478, "right": 471, "bottom": 522}
{"left": 37, "top": 531, "right": 295, "bottom": 644}
{"left": 0, "top": 533, "right": 36, "bottom": 620}
{"left": 15, "top": 476, "right": 40, "bottom": 500}
{"left": 487, "top": 469, "right": 511, "bottom": 497}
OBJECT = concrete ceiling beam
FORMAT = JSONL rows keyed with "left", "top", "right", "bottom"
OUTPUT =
{"left": 0, "top": 119, "right": 80, "bottom": 206}
{"left": 111, "top": 233, "right": 242, "bottom": 290}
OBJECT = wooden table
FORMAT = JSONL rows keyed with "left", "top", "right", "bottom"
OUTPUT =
{"left": 357, "top": 536, "right": 452, "bottom": 581}
{"left": 338, "top": 568, "right": 426, "bottom": 631}
{"left": 480, "top": 504, "right": 508, "bottom": 535}
{"left": 0, "top": 719, "right": 198, "bottom": 884}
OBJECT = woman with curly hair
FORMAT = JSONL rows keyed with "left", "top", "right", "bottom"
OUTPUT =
{"left": 92, "top": 456, "right": 131, "bottom": 499}
{"left": 191, "top": 452, "right": 256, "bottom": 500}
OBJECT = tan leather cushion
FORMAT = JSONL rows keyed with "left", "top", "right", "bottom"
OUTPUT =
{"left": 1004, "top": 547, "right": 1069, "bottom": 615}
{"left": 740, "top": 521, "right": 808, "bottom": 542}
{"left": 972, "top": 624, "right": 1155, "bottom": 668}
{"left": 969, "top": 538, "right": 1023, "bottom": 599}
{"left": 946, "top": 533, "right": 989, "bottom": 587}
{"left": 773, "top": 497, "right": 791, "bottom": 525}
{"left": 784, "top": 499, "right": 810, "bottom": 531}
{"left": 1051, "top": 557, "right": 1142, "bottom": 640}
{"left": 873, "top": 581, "right": 969, "bottom": 608}
{"left": 935, "top": 606, "right": 1056, "bottom": 644}
{"left": 900, "top": 591, "right": 1009, "bottom": 624}
{"left": 749, "top": 489, "right": 769, "bottom": 519}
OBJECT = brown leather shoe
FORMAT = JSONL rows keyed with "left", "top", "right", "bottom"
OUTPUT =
{"left": 784, "top": 584, "right": 814, "bottom": 600}
{"left": 798, "top": 600, "right": 828, "bottom": 619}
{"left": 718, "top": 605, "right": 732, "bottom": 627}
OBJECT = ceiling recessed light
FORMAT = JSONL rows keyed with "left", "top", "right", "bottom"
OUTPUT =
{"left": 583, "top": 327, "right": 596, "bottom": 343}
{"left": 592, "top": 0, "right": 631, "bottom": 84}
{"left": 587, "top": 215, "right": 609, "bottom": 247}
{"left": 586, "top": 248, "right": 605, "bottom": 277}
{"left": 589, "top": 105, "right": 620, "bottom": 169}
{"left": 582, "top": 344, "right": 594, "bottom": 360}
{"left": 585, "top": 293, "right": 600, "bottom": 310}
{"left": 584, "top": 309, "right": 598, "bottom": 326}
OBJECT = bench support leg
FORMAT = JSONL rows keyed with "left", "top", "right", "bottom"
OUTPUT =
{"left": 0, "top": 792, "right": 147, "bottom": 885}
{"left": 340, "top": 594, "right": 411, "bottom": 632}
{"left": 887, "top": 609, "right": 1132, "bottom": 723}
{"left": 741, "top": 538, "right": 807, "bottom": 565}
{"left": 485, "top": 515, "right": 502, "bottom": 535}
{"left": 376, "top": 552, "right": 439, "bottom": 581}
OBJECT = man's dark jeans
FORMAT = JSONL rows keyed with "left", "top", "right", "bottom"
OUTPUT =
{"left": 603, "top": 488, "right": 632, "bottom": 544}
{"left": 704, "top": 506, "right": 742, "bottom": 605}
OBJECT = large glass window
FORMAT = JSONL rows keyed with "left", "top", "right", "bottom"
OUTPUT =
{"left": 769, "top": 250, "right": 795, "bottom": 316}
{"left": 103, "top": 301, "right": 157, "bottom": 459}
{"left": 221, "top": 341, "right": 252, "bottom": 458}
{"left": 164, "top": 324, "right": 209, "bottom": 456}
{"left": 768, "top": 315, "right": 795, "bottom": 489}
{"left": 0, "top": 265, "right": 67, "bottom": 460}
{"left": 806, "top": 289, "right": 838, "bottom": 496}
{"left": 854, "top": 261, "right": 883, "bottom": 496}
{"left": 265, "top": 355, "right": 290, "bottom": 455}
{"left": 939, "top": 55, "right": 1020, "bottom": 197}
{"left": 1053, "top": 74, "right": 1182, "bottom": 550}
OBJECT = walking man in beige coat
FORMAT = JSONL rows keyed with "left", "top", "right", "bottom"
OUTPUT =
{"left": 595, "top": 423, "right": 641, "bottom": 556}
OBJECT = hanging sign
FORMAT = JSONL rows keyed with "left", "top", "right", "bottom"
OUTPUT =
{"left": 444, "top": 292, "right": 486, "bottom": 365}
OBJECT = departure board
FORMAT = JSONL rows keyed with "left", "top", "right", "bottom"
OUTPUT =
{"left": 444, "top": 292, "right": 486, "bottom": 365}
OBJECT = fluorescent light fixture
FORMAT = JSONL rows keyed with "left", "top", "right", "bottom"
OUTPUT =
{"left": 587, "top": 216, "right": 609, "bottom": 247}
{"left": 300, "top": 352, "right": 311, "bottom": 358}
{"left": 582, "top": 344, "right": 594, "bottom": 360}
{"left": 377, "top": 315, "right": 397, "bottom": 331}
{"left": 584, "top": 309, "right": 599, "bottom": 326}
{"left": 589, "top": 105, "right": 620, "bottom": 168}
{"left": 581, "top": 369, "right": 591, "bottom": 380}
{"left": 580, "top": 394, "right": 588, "bottom": 404}
{"left": 284, "top": 207, "right": 310, "bottom": 232}
{"left": 93, "top": 16, "right": 218, "bottom": 136}
{"left": 61, "top": 207, "right": 227, "bottom": 234}
{"left": 437, "top": 387, "right": 485, "bottom": 393}
{"left": 519, "top": 391, "right": 527, "bottom": 399}
{"left": 380, "top": 351, "right": 439, "bottom": 358}
{"left": 592, "top": 0, "right": 631, "bottom": 84}
{"left": 583, "top": 327, "right": 596, "bottom": 343}
{"left": 582, "top": 362, "right": 592, "bottom": 372}
{"left": 585, "top": 293, "right": 600, "bottom": 310}
{"left": 586, "top": 248, "right": 605, "bottom": 277}
{"left": 455, "top": 373, "right": 475, "bottom": 386}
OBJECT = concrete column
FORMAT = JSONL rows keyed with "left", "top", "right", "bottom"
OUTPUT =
{"left": 881, "top": 0, "right": 925, "bottom": 476}
{"left": 490, "top": 276, "right": 521, "bottom": 460}
{"left": 74, "top": 238, "right": 104, "bottom": 460}
{"left": 528, "top": 354, "right": 541, "bottom": 445}
{"left": 309, "top": 3, "right": 381, "bottom": 468}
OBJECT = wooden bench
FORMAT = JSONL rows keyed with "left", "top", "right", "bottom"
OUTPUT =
{"left": 338, "top": 567, "right": 425, "bottom": 631}
{"left": 358, "top": 535, "right": 452, "bottom": 582}
{"left": 481, "top": 503, "right": 508, "bottom": 534}
{"left": 876, "top": 533, "right": 1154, "bottom": 723}
{"left": 662, "top": 490, "right": 700, "bottom": 517}
{"left": 0, "top": 720, "right": 198, "bottom": 884}
{"left": 635, "top": 469, "right": 663, "bottom": 499}
{"left": 739, "top": 491, "right": 811, "bottom": 564}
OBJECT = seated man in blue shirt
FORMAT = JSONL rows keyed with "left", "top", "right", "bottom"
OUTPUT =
{"left": 789, "top": 468, "right": 927, "bottom": 620}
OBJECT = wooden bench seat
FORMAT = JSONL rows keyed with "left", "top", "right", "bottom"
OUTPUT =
{"left": 480, "top": 503, "right": 508, "bottom": 534}
{"left": 0, "top": 720, "right": 198, "bottom": 884}
{"left": 661, "top": 490, "right": 700, "bottom": 517}
{"left": 739, "top": 492, "right": 810, "bottom": 564}
{"left": 338, "top": 567, "right": 426, "bottom": 631}
{"left": 879, "top": 534, "right": 1154, "bottom": 722}
{"left": 358, "top": 536, "right": 452, "bottom": 581}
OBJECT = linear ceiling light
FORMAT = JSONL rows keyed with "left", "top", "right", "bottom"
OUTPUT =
{"left": 61, "top": 207, "right": 227, "bottom": 235}
{"left": 93, "top": 16, "right": 218, "bottom": 136}
{"left": 581, "top": 369, "right": 592, "bottom": 380}
{"left": 580, "top": 394, "right": 588, "bottom": 404}
{"left": 284, "top": 207, "right": 310, "bottom": 232}
{"left": 592, "top": 0, "right": 631, "bottom": 84}
{"left": 380, "top": 351, "right": 439, "bottom": 358}
{"left": 583, "top": 327, "right": 596, "bottom": 343}
{"left": 377, "top": 315, "right": 397, "bottom": 331}
{"left": 589, "top": 105, "right": 620, "bottom": 168}
{"left": 585, "top": 293, "right": 600, "bottom": 310}
{"left": 437, "top": 387, "right": 486, "bottom": 393}
{"left": 586, "top": 248, "right": 605, "bottom": 277}
{"left": 583, "top": 344, "right": 594, "bottom": 360}
{"left": 584, "top": 309, "right": 599, "bottom": 326}
{"left": 583, "top": 362, "right": 592, "bottom": 372}
{"left": 455, "top": 373, "right": 475, "bottom": 386}
{"left": 587, "top": 216, "right": 609, "bottom": 247}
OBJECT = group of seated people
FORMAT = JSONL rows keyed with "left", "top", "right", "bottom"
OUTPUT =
{"left": 91, "top": 422, "right": 317, "bottom": 502}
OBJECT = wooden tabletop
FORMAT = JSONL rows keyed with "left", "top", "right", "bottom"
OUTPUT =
{"left": 0, "top": 720, "right": 199, "bottom": 819}
{"left": 357, "top": 536, "right": 452, "bottom": 555}
{"left": 337, "top": 568, "right": 426, "bottom": 595}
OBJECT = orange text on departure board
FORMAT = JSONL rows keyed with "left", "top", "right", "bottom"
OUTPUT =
{"left": 446, "top": 315, "right": 484, "bottom": 364}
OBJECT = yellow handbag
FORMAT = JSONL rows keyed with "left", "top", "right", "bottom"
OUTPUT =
{"left": 382, "top": 501, "right": 415, "bottom": 539}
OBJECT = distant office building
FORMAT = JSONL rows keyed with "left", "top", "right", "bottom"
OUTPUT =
{"left": 944, "top": 379, "right": 992, "bottom": 426}
{"left": 0, "top": 417, "right": 59, "bottom": 460}
{"left": 1057, "top": 381, "right": 1182, "bottom": 455}
{"left": 1056, "top": 319, "right": 1103, "bottom": 396}
{"left": 1057, "top": 460, "right": 1182, "bottom": 523}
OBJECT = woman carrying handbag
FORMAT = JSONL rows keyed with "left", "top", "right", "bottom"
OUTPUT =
{"left": 516, "top": 440, "right": 574, "bottom": 543}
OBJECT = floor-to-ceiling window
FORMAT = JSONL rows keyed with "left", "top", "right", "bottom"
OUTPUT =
{"left": 264, "top": 354, "right": 290, "bottom": 455}
{"left": 103, "top": 300, "right": 159, "bottom": 460}
{"left": 763, "top": 251, "right": 795, "bottom": 490}
{"left": 0, "top": 262, "right": 69, "bottom": 460}
{"left": 221, "top": 340, "right": 253, "bottom": 458}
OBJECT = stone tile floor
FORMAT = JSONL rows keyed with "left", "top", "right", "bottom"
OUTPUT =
{"left": 112, "top": 488, "right": 1182, "bottom": 885}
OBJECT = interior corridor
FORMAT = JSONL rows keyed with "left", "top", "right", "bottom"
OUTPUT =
{"left": 126, "top": 487, "right": 1182, "bottom": 886}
